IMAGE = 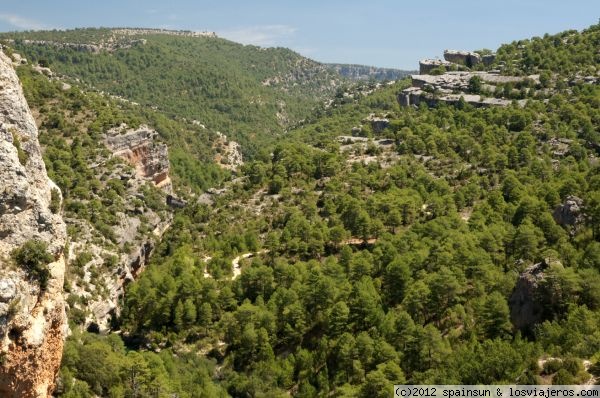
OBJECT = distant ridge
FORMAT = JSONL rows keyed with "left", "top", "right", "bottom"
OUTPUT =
{"left": 328, "top": 63, "right": 415, "bottom": 81}
{"left": 111, "top": 27, "right": 217, "bottom": 38}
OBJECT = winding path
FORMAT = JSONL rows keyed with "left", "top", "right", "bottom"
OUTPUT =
{"left": 202, "top": 250, "right": 269, "bottom": 280}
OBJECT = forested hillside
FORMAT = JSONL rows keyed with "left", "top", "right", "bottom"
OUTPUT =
{"left": 2, "top": 28, "right": 345, "bottom": 157}
{"left": 3, "top": 23, "right": 600, "bottom": 397}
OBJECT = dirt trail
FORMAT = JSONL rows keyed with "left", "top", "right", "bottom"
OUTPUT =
{"left": 203, "top": 250, "right": 268, "bottom": 280}
{"left": 231, "top": 250, "right": 269, "bottom": 280}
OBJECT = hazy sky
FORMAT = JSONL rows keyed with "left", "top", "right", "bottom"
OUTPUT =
{"left": 0, "top": 1, "right": 598, "bottom": 69}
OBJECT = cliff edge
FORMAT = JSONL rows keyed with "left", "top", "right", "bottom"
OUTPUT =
{"left": 0, "top": 49, "right": 67, "bottom": 397}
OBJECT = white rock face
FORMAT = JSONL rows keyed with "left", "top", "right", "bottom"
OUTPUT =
{"left": 105, "top": 124, "right": 172, "bottom": 192}
{"left": 213, "top": 131, "right": 243, "bottom": 171}
{"left": 0, "top": 50, "right": 67, "bottom": 397}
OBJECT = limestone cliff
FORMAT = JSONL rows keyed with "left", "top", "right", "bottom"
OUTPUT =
{"left": 63, "top": 124, "right": 172, "bottom": 332}
{"left": 105, "top": 124, "right": 172, "bottom": 192}
{"left": 0, "top": 50, "right": 67, "bottom": 397}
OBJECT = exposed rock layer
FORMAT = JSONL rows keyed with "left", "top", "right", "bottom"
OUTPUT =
{"left": 398, "top": 72, "right": 536, "bottom": 108}
{"left": 105, "top": 125, "right": 171, "bottom": 191}
{"left": 0, "top": 49, "right": 67, "bottom": 397}
{"left": 443, "top": 49, "right": 482, "bottom": 67}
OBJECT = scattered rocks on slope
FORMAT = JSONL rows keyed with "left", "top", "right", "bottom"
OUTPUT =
{"left": 213, "top": 131, "right": 243, "bottom": 171}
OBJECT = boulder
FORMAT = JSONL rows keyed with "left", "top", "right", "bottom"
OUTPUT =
{"left": 363, "top": 114, "right": 390, "bottom": 133}
{"left": 509, "top": 260, "right": 548, "bottom": 332}
{"left": 553, "top": 196, "right": 584, "bottom": 229}
{"left": 482, "top": 54, "right": 496, "bottom": 66}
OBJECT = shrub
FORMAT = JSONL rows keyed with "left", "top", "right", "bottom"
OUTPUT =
{"left": 50, "top": 188, "right": 61, "bottom": 214}
{"left": 562, "top": 357, "right": 584, "bottom": 375}
{"left": 543, "top": 359, "right": 563, "bottom": 375}
{"left": 11, "top": 240, "right": 53, "bottom": 289}
{"left": 11, "top": 131, "right": 28, "bottom": 166}
{"left": 553, "top": 368, "right": 575, "bottom": 384}
{"left": 72, "top": 251, "right": 93, "bottom": 269}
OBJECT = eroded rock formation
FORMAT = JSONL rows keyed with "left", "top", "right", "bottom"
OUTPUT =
{"left": 553, "top": 195, "right": 584, "bottom": 232}
{"left": 398, "top": 72, "right": 536, "bottom": 108}
{"left": 0, "top": 49, "right": 67, "bottom": 397}
{"left": 419, "top": 58, "right": 451, "bottom": 75}
{"left": 62, "top": 125, "right": 174, "bottom": 333}
{"left": 443, "top": 49, "right": 481, "bottom": 67}
{"left": 363, "top": 114, "right": 390, "bottom": 133}
{"left": 509, "top": 261, "right": 548, "bottom": 333}
{"left": 105, "top": 124, "right": 171, "bottom": 191}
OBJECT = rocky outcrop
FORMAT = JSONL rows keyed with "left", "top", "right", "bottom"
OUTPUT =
{"left": 419, "top": 59, "right": 451, "bottom": 75}
{"left": 67, "top": 123, "right": 173, "bottom": 332}
{"left": 444, "top": 50, "right": 481, "bottom": 67}
{"left": 363, "top": 114, "right": 390, "bottom": 133}
{"left": 105, "top": 125, "right": 171, "bottom": 191}
{"left": 398, "top": 86, "right": 526, "bottom": 109}
{"left": 411, "top": 72, "right": 536, "bottom": 89}
{"left": 12, "top": 39, "right": 145, "bottom": 54}
{"left": 61, "top": 127, "right": 174, "bottom": 333}
{"left": 166, "top": 195, "right": 186, "bottom": 209}
{"left": 66, "top": 208, "right": 170, "bottom": 333}
{"left": 0, "top": 49, "right": 66, "bottom": 397}
{"left": 213, "top": 132, "right": 243, "bottom": 171}
{"left": 482, "top": 54, "right": 496, "bottom": 66}
{"left": 398, "top": 72, "right": 535, "bottom": 109}
{"left": 9, "top": 53, "right": 27, "bottom": 66}
{"left": 10, "top": 29, "right": 216, "bottom": 57}
{"left": 509, "top": 260, "right": 548, "bottom": 332}
{"left": 553, "top": 196, "right": 584, "bottom": 230}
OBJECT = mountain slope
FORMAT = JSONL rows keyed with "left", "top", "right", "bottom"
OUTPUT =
{"left": 95, "top": 23, "right": 600, "bottom": 396}
{"left": 1, "top": 28, "right": 345, "bottom": 157}
{"left": 1, "top": 22, "right": 599, "bottom": 397}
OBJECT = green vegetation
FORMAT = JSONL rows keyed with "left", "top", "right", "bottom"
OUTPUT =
{"left": 16, "top": 65, "right": 226, "bottom": 195}
{"left": 493, "top": 24, "right": 600, "bottom": 76}
{"left": 59, "top": 331, "right": 227, "bottom": 397}
{"left": 4, "top": 23, "right": 600, "bottom": 396}
{"left": 11, "top": 240, "right": 54, "bottom": 289}
{"left": 11, "top": 130, "right": 28, "bottom": 165}
{"left": 468, "top": 75, "right": 482, "bottom": 94}
{"left": 3, "top": 28, "right": 344, "bottom": 157}
{"left": 49, "top": 188, "right": 61, "bottom": 214}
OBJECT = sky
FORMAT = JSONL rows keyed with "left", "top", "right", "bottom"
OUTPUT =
{"left": 0, "top": 1, "right": 598, "bottom": 69}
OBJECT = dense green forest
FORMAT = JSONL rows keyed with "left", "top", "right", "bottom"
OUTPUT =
{"left": 2, "top": 28, "right": 344, "bottom": 157}
{"left": 5, "top": 23, "right": 600, "bottom": 396}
